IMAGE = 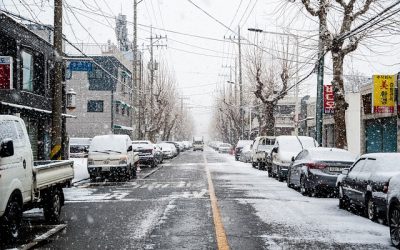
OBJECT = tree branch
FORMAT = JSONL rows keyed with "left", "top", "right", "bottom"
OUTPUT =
{"left": 301, "top": 0, "right": 319, "bottom": 16}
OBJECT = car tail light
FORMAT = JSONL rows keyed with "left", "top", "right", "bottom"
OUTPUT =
{"left": 383, "top": 181, "right": 389, "bottom": 194}
{"left": 306, "top": 163, "right": 327, "bottom": 169}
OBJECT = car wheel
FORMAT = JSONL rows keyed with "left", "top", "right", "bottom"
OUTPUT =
{"left": 300, "top": 176, "right": 309, "bottom": 196}
{"left": 43, "top": 188, "right": 62, "bottom": 223}
{"left": 0, "top": 194, "right": 22, "bottom": 241}
{"left": 267, "top": 168, "right": 272, "bottom": 177}
{"left": 252, "top": 162, "right": 257, "bottom": 168}
{"left": 366, "top": 196, "right": 377, "bottom": 221}
{"left": 390, "top": 204, "right": 400, "bottom": 248}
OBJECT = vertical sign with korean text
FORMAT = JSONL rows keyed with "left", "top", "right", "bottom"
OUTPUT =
{"left": 373, "top": 75, "right": 395, "bottom": 113}
{"left": 324, "top": 84, "right": 334, "bottom": 114}
{"left": 0, "top": 56, "right": 13, "bottom": 89}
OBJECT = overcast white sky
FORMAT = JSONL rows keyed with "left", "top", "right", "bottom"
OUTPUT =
{"left": 2, "top": 0, "right": 400, "bottom": 138}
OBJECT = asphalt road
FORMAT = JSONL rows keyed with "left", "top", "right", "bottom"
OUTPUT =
{"left": 6, "top": 148, "right": 394, "bottom": 249}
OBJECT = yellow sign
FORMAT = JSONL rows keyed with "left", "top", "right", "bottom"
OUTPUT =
{"left": 373, "top": 75, "right": 395, "bottom": 113}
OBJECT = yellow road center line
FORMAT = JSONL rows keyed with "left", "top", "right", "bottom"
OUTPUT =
{"left": 203, "top": 154, "right": 230, "bottom": 250}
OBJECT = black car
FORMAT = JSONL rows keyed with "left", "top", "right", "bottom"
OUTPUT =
{"left": 387, "top": 173, "right": 400, "bottom": 248}
{"left": 338, "top": 153, "right": 400, "bottom": 221}
{"left": 287, "top": 147, "right": 356, "bottom": 197}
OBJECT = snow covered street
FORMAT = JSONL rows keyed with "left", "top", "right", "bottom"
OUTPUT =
{"left": 34, "top": 148, "right": 393, "bottom": 249}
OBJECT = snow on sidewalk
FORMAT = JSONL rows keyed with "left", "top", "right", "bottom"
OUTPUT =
{"left": 208, "top": 151, "right": 393, "bottom": 248}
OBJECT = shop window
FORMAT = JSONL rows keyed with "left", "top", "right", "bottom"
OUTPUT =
{"left": 87, "top": 100, "right": 104, "bottom": 112}
{"left": 22, "top": 50, "right": 34, "bottom": 91}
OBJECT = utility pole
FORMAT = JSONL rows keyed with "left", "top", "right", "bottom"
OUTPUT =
{"left": 315, "top": 0, "right": 325, "bottom": 146}
{"left": 133, "top": 0, "right": 139, "bottom": 138}
{"left": 146, "top": 27, "right": 166, "bottom": 139}
{"left": 51, "top": 0, "right": 63, "bottom": 160}
{"left": 238, "top": 26, "right": 244, "bottom": 140}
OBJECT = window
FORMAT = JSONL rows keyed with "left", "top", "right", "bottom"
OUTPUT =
{"left": 88, "top": 66, "right": 103, "bottom": 79}
{"left": 348, "top": 158, "right": 366, "bottom": 177}
{"left": 65, "top": 67, "right": 72, "bottom": 80}
{"left": 87, "top": 100, "right": 104, "bottom": 112}
{"left": 0, "top": 120, "right": 18, "bottom": 142}
{"left": 22, "top": 50, "right": 34, "bottom": 91}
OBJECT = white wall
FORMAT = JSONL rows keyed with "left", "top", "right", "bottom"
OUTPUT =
{"left": 345, "top": 92, "right": 361, "bottom": 155}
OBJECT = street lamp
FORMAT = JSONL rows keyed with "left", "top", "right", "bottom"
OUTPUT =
{"left": 66, "top": 88, "right": 76, "bottom": 110}
{"left": 248, "top": 27, "right": 300, "bottom": 135}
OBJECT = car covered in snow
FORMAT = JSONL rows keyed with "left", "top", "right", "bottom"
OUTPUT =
{"left": 69, "top": 137, "right": 91, "bottom": 158}
{"left": 87, "top": 135, "right": 138, "bottom": 181}
{"left": 387, "top": 173, "right": 400, "bottom": 248}
{"left": 132, "top": 140, "right": 163, "bottom": 167}
{"left": 287, "top": 147, "right": 356, "bottom": 197}
{"left": 234, "top": 140, "right": 253, "bottom": 161}
{"left": 157, "top": 142, "right": 177, "bottom": 159}
{"left": 218, "top": 143, "right": 232, "bottom": 154}
{"left": 338, "top": 153, "right": 400, "bottom": 222}
{"left": 240, "top": 144, "right": 253, "bottom": 163}
{"left": 251, "top": 136, "right": 275, "bottom": 171}
{"left": 270, "top": 136, "right": 318, "bottom": 181}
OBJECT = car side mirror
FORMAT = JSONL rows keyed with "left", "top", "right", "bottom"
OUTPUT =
{"left": 342, "top": 168, "right": 349, "bottom": 175}
{"left": 272, "top": 147, "right": 278, "bottom": 153}
{"left": 127, "top": 145, "right": 133, "bottom": 152}
{"left": 291, "top": 156, "right": 295, "bottom": 162}
{"left": 0, "top": 139, "right": 14, "bottom": 158}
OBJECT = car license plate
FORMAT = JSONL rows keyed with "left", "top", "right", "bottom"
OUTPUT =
{"left": 329, "top": 167, "right": 341, "bottom": 172}
{"left": 102, "top": 166, "right": 110, "bottom": 171}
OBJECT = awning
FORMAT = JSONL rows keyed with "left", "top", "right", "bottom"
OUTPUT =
{"left": 0, "top": 101, "right": 77, "bottom": 118}
{"left": 113, "top": 124, "right": 134, "bottom": 131}
{"left": 114, "top": 100, "right": 132, "bottom": 109}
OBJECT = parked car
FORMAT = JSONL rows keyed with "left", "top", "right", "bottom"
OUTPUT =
{"left": 251, "top": 136, "right": 275, "bottom": 170}
{"left": 387, "top": 173, "right": 400, "bottom": 248}
{"left": 287, "top": 147, "right": 356, "bottom": 197}
{"left": 163, "top": 141, "right": 181, "bottom": 155}
{"left": 132, "top": 140, "right": 162, "bottom": 167}
{"left": 337, "top": 153, "right": 400, "bottom": 222}
{"left": 239, "top": 144, "right": 253, "bottom": 163}
{"left": 88, "top": 135, "right": 138, "bottom": 181}
{"left": 69, "top": 137, "right": 91, "bottom": 158}
{"left": 0, "top": 115, "right": 74, "bottom": 240}
{"left": 158, "top": 143, "right": 176, "bottom": 159}
{"left": 270, "top": 136, "right": 318, "bottom": 181}
{"left": 218, "top": 143, "right": 232, "bottom": 153}
{"left": 234, "top": 140, "right": 253, "bottom": 161}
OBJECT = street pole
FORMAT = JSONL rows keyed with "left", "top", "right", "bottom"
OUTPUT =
{"left": 294, "top": 35, "right": 299, "bottom": 135}
{"left": 315, "top": 0, "right": 325, "bottom": 146}
{"left": 238, "top": 26, "right": 244, "bottom": 140}
{"left": 51, "top": 0, "right": 63, "bottom": 160}
{"left": 150, "top": 25, "right": 154, "bottom": 132}
{"left": 133, "top": 0, "right": 139, "bottom": 139}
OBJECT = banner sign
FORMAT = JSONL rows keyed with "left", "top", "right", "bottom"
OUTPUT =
{"left": 69, "top": 61, "right": 93, "bottom": 72}
{"left": 324, "top": 84, "right": 334, "bottom": 114}
{"left": 0, "top": 56, "right": 13, "bottom": 89}
{"left": 373, "top": 75, "right": 395, "bottom": 113}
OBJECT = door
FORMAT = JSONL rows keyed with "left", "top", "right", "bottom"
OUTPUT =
{"left": 344, "top": 158, "right": 367, "bottom": 201}
{"left": 366, "top": 117, "right": 397, "bottom": 153}
{"left": 352, "top": 158, "right": 374, "bottom": 205}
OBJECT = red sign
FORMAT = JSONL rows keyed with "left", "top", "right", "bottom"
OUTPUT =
{"left": 324, "top": 85, "right": 334, "bottom": 114}
{"left": 0, "top": 56, "right": 12, "bottom": 89}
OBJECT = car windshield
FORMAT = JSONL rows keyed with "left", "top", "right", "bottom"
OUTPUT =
{"left": 89, "top": 136, "right": 126, "bottom": 153}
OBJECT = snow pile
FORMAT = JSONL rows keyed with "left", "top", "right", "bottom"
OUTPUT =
{"left": 72, "top": 158, "right": 89, "bottom": 183}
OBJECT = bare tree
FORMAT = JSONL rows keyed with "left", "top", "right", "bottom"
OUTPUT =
{"left": 297, "top": 0, "right": 398, "bottom": 148}
{"left": 245, "top": 39, "right": 293, "bottom": 136}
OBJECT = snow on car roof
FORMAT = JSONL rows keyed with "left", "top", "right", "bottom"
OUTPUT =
{"left": 307, "top": 148, "right": 356, "bottom": 162}
{"left": 90, "top": 135, "right": 128, "bottom": 152}
{"left": 236, "top": 140, "right": 253, "bottom": 147}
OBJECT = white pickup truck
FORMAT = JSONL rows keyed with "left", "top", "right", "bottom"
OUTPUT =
{"left": 0, "top": 115, "right": 74, "bottom": 240}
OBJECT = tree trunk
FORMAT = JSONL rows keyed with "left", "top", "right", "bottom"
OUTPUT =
{"left": 332, "top": 52, "right": 348, "bottom": 149}
{"left": 262, "top": 103, "right": 275, "bottom": 136}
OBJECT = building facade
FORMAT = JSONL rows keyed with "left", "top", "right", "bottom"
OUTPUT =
{"left": 66, "top": 55, "right": 134, "bottom": 138}
{"left": 0, "top": 13, "right": 57, "bottom": 160}
{"left": 360, "top": 83, "right": 398, "bottom": 154}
